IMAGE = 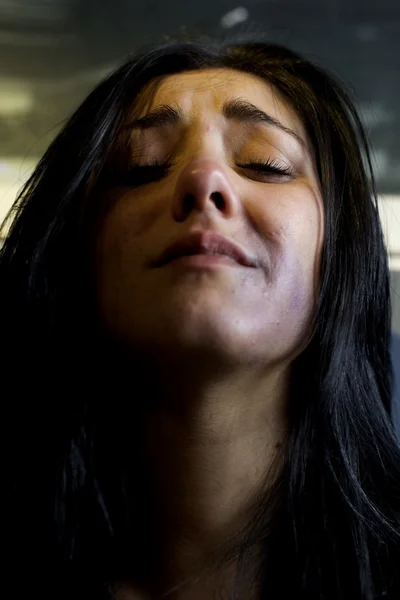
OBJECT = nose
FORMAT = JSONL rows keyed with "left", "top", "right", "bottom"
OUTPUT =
{"left": 172, "top": 158, "right": 240, "bottom": 220}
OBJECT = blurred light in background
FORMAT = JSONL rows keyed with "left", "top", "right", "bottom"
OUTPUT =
{"left": 380, "top": 196, "right": 400, "bottom": 271}
{"left": 220, "top": 7, "right": 249, "bottom": 29}
{"left": 0, "top": 81, "right": 33, "bottom": 116}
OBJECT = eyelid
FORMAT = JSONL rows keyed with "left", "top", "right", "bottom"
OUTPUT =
{"left": 130, "top": 157, "right": 291, "bottom": 172}
{"left": 237, "top": 157, "right": 294, "bottom": 176}
{"left": 118, "top": 156, "right": 294, "bottom": 188}
{"left": 129, "top": 159, "right": 174, "bottom": 168}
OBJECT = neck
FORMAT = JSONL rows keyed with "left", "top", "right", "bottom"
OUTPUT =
{"left": 122, "top": 364, "right": 290, "bottom": 597}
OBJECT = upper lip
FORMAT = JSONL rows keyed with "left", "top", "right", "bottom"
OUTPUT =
{"left": 153, "top": 230, "right": 258, "bottom": 268}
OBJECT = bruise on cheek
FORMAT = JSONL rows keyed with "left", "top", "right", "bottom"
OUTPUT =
{"left": 283, "top": 256, "right": 312, "bottom": 316}
{"left": 289, "top": 287, "right": 308, "bottom": 313}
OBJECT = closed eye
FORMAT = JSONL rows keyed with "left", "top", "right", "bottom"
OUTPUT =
{"left": 115, "top": 157, "right": 293, "bottom": 188}
{"left": 236, "top": 158, "right": 294, "bottom": 178}
{"left": 117, "top": 161, "right": 174, "bottom": 187}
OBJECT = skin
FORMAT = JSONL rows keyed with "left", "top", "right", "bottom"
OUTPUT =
{"left": 94, "top": 68, "right": 324, "bottom": 599}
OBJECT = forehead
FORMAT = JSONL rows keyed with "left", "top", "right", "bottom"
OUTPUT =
{"left": 133, "top": 68, "right": 305, "bottom": 136}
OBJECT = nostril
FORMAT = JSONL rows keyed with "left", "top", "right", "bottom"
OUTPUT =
{"left": 183, "top": 193, "right": 196, "bottom": 212}
{"left": 181, "top": 191, "right": 225, "bottom": 213}
{"left": 210, "top": 191, "right": 224, "bottom": 209}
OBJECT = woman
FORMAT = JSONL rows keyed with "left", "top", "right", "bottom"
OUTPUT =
{"left": 1, "top": 37, "right": 400, "bottom": 600}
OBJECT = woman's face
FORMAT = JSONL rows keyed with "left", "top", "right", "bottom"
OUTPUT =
{"left": 95, "top": 68, "right": 324, "bottom": 371}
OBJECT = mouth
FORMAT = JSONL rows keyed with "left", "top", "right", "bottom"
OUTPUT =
{"left": 154, "top": 230, "right": 258, "bottom": 269}
{"left": 164, "top": 252, "right": 242, "bottom": 268}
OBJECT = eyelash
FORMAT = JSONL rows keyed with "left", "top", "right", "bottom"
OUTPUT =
{"left": 237, "top": 158, "right": 294, "bottom": 177}
{"left": 119, "top": 160, "right": 173, "bottom": 186}
{"left": 119, "top": 157, "right": 293, "bottom": 186}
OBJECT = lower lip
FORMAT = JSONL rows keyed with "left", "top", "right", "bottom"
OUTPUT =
{"left": 166, "top": 254, "right": 241, "bottom": 267}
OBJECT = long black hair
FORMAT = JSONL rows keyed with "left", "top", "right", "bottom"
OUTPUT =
{"left": 1, "top": 36, "right": 400, "bottom": 600}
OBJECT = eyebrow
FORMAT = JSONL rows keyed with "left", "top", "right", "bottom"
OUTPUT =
{"left": 124, "top": 98, "right": 305, "bottom": 148}
{"left": 125, "top": 104, "right": 182, "bottom": 130}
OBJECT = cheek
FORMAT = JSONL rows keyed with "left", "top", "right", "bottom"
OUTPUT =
{"left": 286, "top": 217, "right": 323, "bottom": 336}
{"left": 95, "top": 191, "right": 156, "bottom": 273}
{"left": 262, "top": 250, "right": 319, "bottom": 360}
{"left": 94, "top": 205, "right": 146, "bottom": 318}
{"left": 273, "top": 189, "right": 323, "bottom": 282}
{"left": 288, "top": 216, "right": 322, "bottom": 300}
{"left": 274, "top": 250, "right": 317, "bottom": 315}
{"left": 262, "top": 194, "right": 323, "bottom": 322}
